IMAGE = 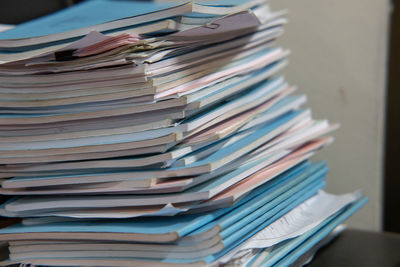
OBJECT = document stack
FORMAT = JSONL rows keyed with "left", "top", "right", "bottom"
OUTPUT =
{"left": 0, "top": 0, "right": 367, "bottom": 266}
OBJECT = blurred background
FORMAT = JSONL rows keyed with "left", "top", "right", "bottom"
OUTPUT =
{"left": 0, "top": 0, "right": 398, "bottom": 233}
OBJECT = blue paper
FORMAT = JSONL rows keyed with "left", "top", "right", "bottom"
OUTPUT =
{"left": 0, "top": 0, "right": 181, "bottom": 39}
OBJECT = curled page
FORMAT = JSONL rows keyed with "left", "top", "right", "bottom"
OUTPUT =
{"left": 46, "top": 203, "right": 189, "bottom": 219}
{"left": 242, "top": 190, "right": 360, "bottom": 249}
{"left": 167, "top": 10, "right": 261, "bottom": 40}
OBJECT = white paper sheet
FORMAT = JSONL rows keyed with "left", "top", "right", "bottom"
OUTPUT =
{"left": 48, "top": 203, "right": 188, "bottom": 219}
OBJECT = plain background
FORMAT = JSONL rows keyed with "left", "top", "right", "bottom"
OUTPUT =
{"left": 269, "top": 0, "right": 390, "bottom": 231}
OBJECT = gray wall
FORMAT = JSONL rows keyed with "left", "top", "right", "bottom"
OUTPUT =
{"left": 269, "top": 0, "right": 390, "bottom": 230}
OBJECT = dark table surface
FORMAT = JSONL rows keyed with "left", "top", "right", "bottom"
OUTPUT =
{"left": 308, "top": 229, "right": 400, "bottom": 267}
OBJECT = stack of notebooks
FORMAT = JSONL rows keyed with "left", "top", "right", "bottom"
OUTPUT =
{"left": 0, "top": 0, "right": 367, "bottom": 266}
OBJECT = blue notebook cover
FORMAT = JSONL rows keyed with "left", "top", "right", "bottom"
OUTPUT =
{"left": 0, "top": 0, "right": 182, "bottom": 40}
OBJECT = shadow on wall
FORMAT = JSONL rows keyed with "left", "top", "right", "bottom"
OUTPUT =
{"left": 0, "top": 0, "right": 80, "bottom": 24}
{"left": 384, "top": 0, "right": 400, "bottom": 234}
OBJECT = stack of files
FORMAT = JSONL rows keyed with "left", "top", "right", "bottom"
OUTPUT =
{"left": 0, "top": 0, "right": 367, "bottom": 266}
{"left": 0, "top": 164, "right": 367, "bottom": 266}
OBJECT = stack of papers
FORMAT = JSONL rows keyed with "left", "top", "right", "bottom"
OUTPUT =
{"left": 0, "top": 0, "right": 367, "bottom": 266}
